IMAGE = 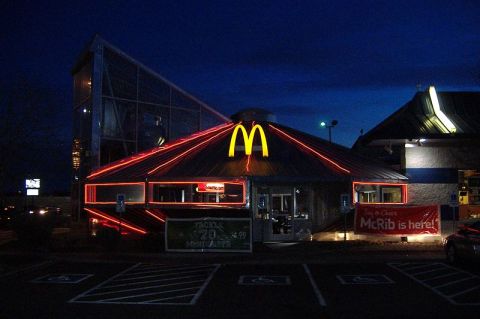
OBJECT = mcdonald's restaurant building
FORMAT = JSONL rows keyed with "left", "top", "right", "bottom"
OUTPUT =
{"left": 84, "top": 109, "right": 408, "bottom": 252}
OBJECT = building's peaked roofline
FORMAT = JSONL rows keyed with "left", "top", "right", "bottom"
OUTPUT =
{"left": 87, "top": 120, "right": 407, "bottom": 183}
{"left": 71, "top": 34, "right": 229, "bottom": 122}
{"left": 354, "top": 88, "right": 480, "bottom": 147}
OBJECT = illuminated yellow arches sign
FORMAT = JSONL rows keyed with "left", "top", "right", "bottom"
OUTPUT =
{"left": 228, "top": 124, "right": 269, "bottom": 157}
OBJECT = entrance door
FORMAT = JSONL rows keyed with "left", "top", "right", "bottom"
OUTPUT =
{"left": 271, "top": 194, "right": 294, "bottom": 241}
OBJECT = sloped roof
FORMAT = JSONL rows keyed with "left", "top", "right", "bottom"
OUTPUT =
{"left": 355, "top": 90, "right": 480, "bottom": 147}
{"left": 87, "top": 121, "right": 406, "bottom": 183}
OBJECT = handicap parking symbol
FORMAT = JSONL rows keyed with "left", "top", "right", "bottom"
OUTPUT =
{"left": 337, "top": 274, "right": 394, "bottom": 285}
{"left": 239, "top": 275, "right": 291, "bottom": 285}
{"left": 31, "top": 274, "right": 93, "bottom": 284}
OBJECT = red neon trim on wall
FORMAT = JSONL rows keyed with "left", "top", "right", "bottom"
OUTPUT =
{"left": 145, "top": 209, "right": 166, "bottom": 223}
{"left": 352, "top": 181, "right": 408, "bottom": 205}
{"left": 84, "top": 208, "right": 147, "bottom": 235}
{"left": 84, "top": 182, "right": 145, "bottom": 204}
{"left": 147, "top": 125, "right": 233, "bottom": 175}
{"left": 148, "top": 180, "right": 246, "bottom": 206}
{"left": 269, "top": 124, "right": 351, "bottom": 174}
{"left": 87, "top": 122, "right": 233, "bottom": 179}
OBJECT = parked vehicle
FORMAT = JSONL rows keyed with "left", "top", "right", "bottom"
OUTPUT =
{"left": 445, "top": 220, "right": 480, "bottom": 263}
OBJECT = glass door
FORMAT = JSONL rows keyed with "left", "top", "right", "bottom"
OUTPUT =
{"left": 271, "top": 193, "right": 293, "bottom": 240}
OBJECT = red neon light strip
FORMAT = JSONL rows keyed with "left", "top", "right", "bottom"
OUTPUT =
{"left": 84, "top": 208, "right": 147, "bottom": 234}
{"left": 147, "top": 125, "right": 233, "bottom": 175}
{"left": 88, "top": 123, "right": 233, "bottom": 179}
{"left": 269, "top": 124, "right": 350, "bottom": 174}
{"left": 246, "top": 155, "right": 251, "bottom": 173}
{"left": 145, "top": 209, "right": 166, "bottom": 223}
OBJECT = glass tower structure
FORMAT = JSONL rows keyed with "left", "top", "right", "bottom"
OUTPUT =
{"left": 71, "top": 35, "right": 228, "bottom": 220}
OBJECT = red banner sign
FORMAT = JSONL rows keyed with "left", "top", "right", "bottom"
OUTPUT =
{"left": 354, "top": 205, "right": 440, "bottom": 235}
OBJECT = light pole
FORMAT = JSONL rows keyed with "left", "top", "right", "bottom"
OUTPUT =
{"left": 320, "top": 120, "right": 338, "bottom": 143}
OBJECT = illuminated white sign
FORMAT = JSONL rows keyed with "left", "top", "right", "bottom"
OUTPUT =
{"left": 27, "top": 189, "right": 39, "bottom": 196}
{"left": 26, "top": 179, "right": 40, "bottom": 189}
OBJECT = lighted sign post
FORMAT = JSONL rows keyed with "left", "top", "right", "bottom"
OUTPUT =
{"left": 166, "top": 218, "right": 252, "bottom": 252}
{"left": 25, "top": 179, "right": 40, "bottom": 196}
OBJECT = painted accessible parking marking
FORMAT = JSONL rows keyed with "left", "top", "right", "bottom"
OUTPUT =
{"left": 337, "top": 274, "right": 394, "bottom": 285}
{"left": 239, "top": 275, "right": 291, "bottom": 285}
{"left": 32, "top": 274, "right": 93, "bottom": 284}
{"left": 389, "top": 262, "right": 480, "bottom": 306}
{"left": 69, "top": 263, "right": 220, "bottom": 305}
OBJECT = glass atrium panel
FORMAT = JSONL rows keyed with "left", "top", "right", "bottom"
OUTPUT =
{"left": 138, "top": 69, "right": 170, "bottom": 105}
{"left": 73, "top": 61, "right": 92, "bottom": 107}
{"left": 102, "top": 48, "right": 137, "bottom": 100}
{"left": 101, "top": 98, "right": 136, "bottom": 140}
{"left": 100, "top": 140, "right": 136, "bottom": 165}
{"left": 170, "top": 108, "right": 199, "bottom": 140}
{"left": 201, "top": 110, "right": 224, "bottom": 130}
{"left": 138, "top": 103, "right": 169, "bottom": 150}
{"left": 171, "top": 88, "right": 201, "bottom": 110}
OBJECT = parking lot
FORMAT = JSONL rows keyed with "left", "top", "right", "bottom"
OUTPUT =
{"left": 1, "top": 258, "right": 479, "bottom": 319}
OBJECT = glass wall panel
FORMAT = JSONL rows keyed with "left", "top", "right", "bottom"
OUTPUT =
{"left": 171, "top": 88, "right": 201, "bottom": 110}
{"left": 138, "top": 103, "right": 169, "bottom": 150}
{"left": 170, "top": 108, "right": 199, "bottom": 140}
{"left": 102, "top": 48, "right": 137, "bottom": 100}
{"left": 201, "top": 110, "right": 224, "bottom": 130}
{"left": 101, "top": 98, "right": 136, "bottom": 140}
{"left": 100, "top": 140, "right": 135, "bottom": 165}
{"left": 353, "top": 182, "right": 406, "bottom": 204}
{"left": 73, "top": 61, "right": 92, "bottom": 107}
{"left": 138, "top": 70, "right": 170, "bottom": 105}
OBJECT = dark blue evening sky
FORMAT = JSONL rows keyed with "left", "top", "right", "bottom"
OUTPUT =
{"left": 2, "top": 0, "right": 479, "bottom": 147}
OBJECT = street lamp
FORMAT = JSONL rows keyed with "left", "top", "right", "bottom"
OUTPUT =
{"left": 320, "top": 120, "right": 338, "bottom": 143}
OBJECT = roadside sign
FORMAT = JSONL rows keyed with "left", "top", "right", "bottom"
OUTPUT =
{"left": 116, "top": 193, "right": 126, "bottom": 213}
{"left": 166, "top": 218, "right": 252, "bottom": 252}
{"left": 31, "top": 274, "right": 93, "bottom": 284}
{"left": 449, "top": 192, "right": 458, "bottom": 208}
{"left": 238, "top": 275, "right": 291, "bottom": 285}
{"left": 337, "top": 274, "right": 394, "bottom": 285}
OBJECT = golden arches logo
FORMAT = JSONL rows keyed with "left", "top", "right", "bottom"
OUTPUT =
{"left": 228, "top": 124, "right": 269, "bottom": 157}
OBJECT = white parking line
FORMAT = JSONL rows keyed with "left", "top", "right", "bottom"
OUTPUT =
{"left": 69, "top": 263, "right": 141, "bottom": 303}
{"left": 97, "top": 286, "right": 202, "bottom": 303}
{"left": 389, "top": 262, "right": 480, "bottom": 306}
{"left": 433, "top": 276, "right": 476, "bottom": 289}
{"left": 111, "top": 269, "right": 210, "bottom": 282}
{"left": 70, "top": 263, "right": 220, "bottom": 305}
{"left": 86, "top": 279, "right": 206, "bottom": 297}
{"left": 303, "top": 264, "right": 327, "bottom": 307}
{"left": 125, "top": 265, "right": 214, "bottom": 276}
{"left": 102, "top": 274, "right": 206, "bottom": 289}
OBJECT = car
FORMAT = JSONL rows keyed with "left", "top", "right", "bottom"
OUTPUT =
{"left": 444, "top": 220, "right": 480, "bottom": 264}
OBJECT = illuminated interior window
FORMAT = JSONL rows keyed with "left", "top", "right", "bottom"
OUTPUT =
{"left": 85, "top": 183, "right": 145, "bottom": 204}
{"left": 149, "top": 181, "right": 245, "bottom": 205}
{"left": 353, "top": 182, "right": 407, "bottom": 204}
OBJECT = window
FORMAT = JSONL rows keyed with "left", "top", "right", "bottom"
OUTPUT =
{"left": 85, "top": 183, "right": 145, "bottom": 204}
{"left": 150, "top": 181, "right": 245, "bottom": 205}
{"left": 272, "top": 194, "right": 292, "bottom": 213}
{"left": 353, "top": 182, "right": 407, "bottom": 204}
{"left": 294, "top": 187, "right": 310, "bottom": 219}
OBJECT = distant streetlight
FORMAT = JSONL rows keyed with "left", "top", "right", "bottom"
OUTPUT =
{"left": 320, "top": 120, "right": 338, "bottom": 143}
